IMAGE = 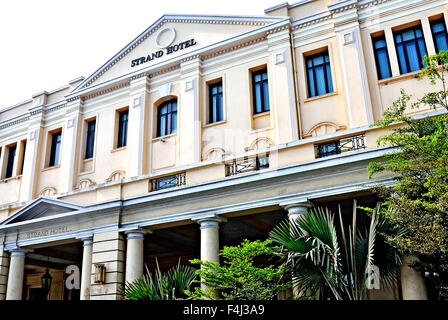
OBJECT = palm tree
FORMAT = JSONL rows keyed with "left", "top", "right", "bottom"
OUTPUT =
{"left": 269, "top": 200, "right": 402, "bottom": 300}
{"left": 121, "top": 259, "right": 197, "bottom": 300}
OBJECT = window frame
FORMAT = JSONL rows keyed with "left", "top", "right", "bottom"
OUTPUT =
{"left": 305, "top": 50, "right": 334, "bottom": 98}
{"left": 157, "top": 99, "right": 178, "bottom": 138}
{"left": 85, "top": 119, "right": 96, "bottom": 160}
{"left": 117, "top": 109, "right": 129, "bottom": 148}
{"left": 430, "top": 18, "right": 448, "bottom": 53}
{"left": 5, "top": 144, "right": 17, "bottom": 179}
{"left": 372, "top": 34, "right": 392, "bottom": 80}
{"left": 48, "top": 130, "right": 62, "bottom": 167}
{"left": 251, "top": 68, "right": 270, "bottom": 115}
{"left": 393, "top": 24, "right": 428, "bottom": 74}
{"left": 208, "top": 81, "right": 223, "bottom": 124}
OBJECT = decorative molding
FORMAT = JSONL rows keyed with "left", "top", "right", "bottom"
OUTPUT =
{"left": 83, "top": 82, "right": 130, "bottom": 101}
{"left": 202, "top": 147, "right": 231, "bottom": 161}
{"left": 343, "top": 31, "right": 355, "bottom": 45}
{"left": 185, "top": 80, "right": 194, "bottom": 92}
{"left": 0, "top": 114, "right": 30, "bottom": 130}
{"left": 106, "top": 170, "right": 126, "bottom": 183}
{"left": 248, "top": 137, "right": 274, "bottom": 151}
{"left": 148, "top": 65, "right": 180, "bottom": 78}
{"left": 303, "top": 122, "right": 347, "bottom": 138}
{"left": 274, "top": 51, "right": 285, "bottom": 65}
{"left": 159, "top": 82, "right": 172, "bottom": 97}
{"left": 74, "top": 178, "right": 96, "bottom": 190}
{"left": 39, "top": 187, "right": 58, "bottom": 197}
{"left": 201, "top": 36, "right": 267, "bottom": 61}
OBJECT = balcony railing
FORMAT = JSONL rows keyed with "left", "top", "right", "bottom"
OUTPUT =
{"left": 315, "top": 134, "right": 366, "bottom": 159}
{"left": 150, "top": 172, "right": 186, "bottom": 191}
{"left": 225, "top": 155, "right": 269, "bottom": 176}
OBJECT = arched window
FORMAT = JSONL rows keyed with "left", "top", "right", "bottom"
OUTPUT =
{"left": 157, "top": 99, "right": 177, "bottom": 137}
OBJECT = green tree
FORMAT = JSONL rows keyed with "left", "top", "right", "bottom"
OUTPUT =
{"left": 367, "top": 51, "right": 448, "bottom": 299}
{"left": 120, "top": 259, "right": 197, "bottom": 300}
{"left": 269, "top": 202, "right": 401, "bottom": 300}
{"left": 187, "top": 239, "right": 289, "bottom": 300}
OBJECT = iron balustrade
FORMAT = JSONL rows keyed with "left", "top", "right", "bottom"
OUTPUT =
{"left": 315, "top": 134, "right": 366, "bottom": 158}
{"left": 225, "top": 155, "right": 269, "bottom": 176}
{"left": 151, "top": 172, "right": 186, "bottom": 191}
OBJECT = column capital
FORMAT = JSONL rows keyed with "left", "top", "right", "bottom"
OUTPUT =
{"left": 76, "top": 234, "right": 94, "bottom": 246}
{"left": 7, "top": 247, "right": 33, "bottom": 257}
{"left": 124, "top": 227, "right": 152, "bottom": 240}
{"left": 280, "top": 198, "right": 313, "bottom": 217}
{"left": 193, "top": 215, "right": 227, "bottom": 229}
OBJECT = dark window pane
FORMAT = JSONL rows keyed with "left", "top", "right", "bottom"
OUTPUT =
{"left": 372, "top": 35, "right": 392, "bottom": 80}
{"left": 117, "top": 110, "right": 128, "bottom": 148}
{"left": 394, "top": 25, "right": 427, "bottom": 74}
{"left": 157, "top": 99, "right": 177, "bottom": 137}
{"left": 209, "top": 82, "right": 223, "bottom": 123}
{"left": 431, "top": 19, "right": 448, "bottom": 52}
{"left": 5, "top": 145, "right": 16, "bottom": 178}
{"left": 85, "top": 120, "right": 96, "bottom": 159}
{"left": 306, "top": 51, "right": 333, "bottom": 97}
{"left": 252, "top": 69, "right": 269, "bottom": 114}
{"left": 49, "top": 132, "right": 62, "bottom": 167}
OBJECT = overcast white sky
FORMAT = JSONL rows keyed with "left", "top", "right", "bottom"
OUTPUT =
{"left": 0, "top": 0, "right": 282, "bottom": 110}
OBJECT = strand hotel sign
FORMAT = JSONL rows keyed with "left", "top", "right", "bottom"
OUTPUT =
{"left": 131, "top": 27, "right": 197, "bottom": 67}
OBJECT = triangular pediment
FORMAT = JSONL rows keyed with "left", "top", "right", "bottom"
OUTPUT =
{"left": 0, "top": 197, "right": 83, "bottom": 225}
{"left": 73, "top": 14, "right": 285, "bottom": 91}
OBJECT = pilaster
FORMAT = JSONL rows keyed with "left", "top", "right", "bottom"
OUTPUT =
{"left": 0, "top": 241, "right": 9, "bottom": 300}
{"left": 59, "top": 97, "right": 83, "bottom": 194}
{"left": 127, "top": 75, "right": 150, "bottom": 177}
{"left": 20, "top": 103, "right": 45, "bottom": 201}
{"left": 179, "top": 56, "right": 202, "bottom": 165}
{"left": 90, "top": 231, "right": 126, "bottom": 300}
{"left": 331, "top": 1, "right": 373, "bottom": 127}
{"left": 267, "top": 26, "right": 299, "bottom": 144}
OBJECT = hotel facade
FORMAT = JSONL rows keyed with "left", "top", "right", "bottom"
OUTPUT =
{"left": 0, "top": 0, "right": 446, "bottom": 300}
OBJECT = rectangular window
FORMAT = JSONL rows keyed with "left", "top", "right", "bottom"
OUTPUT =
{"left": 5, "top": 145, "right": 16, "bottom": 179}
{"left": 252, "top": 68, "right": 270, "bottom": 114}
{"left": 394, "top": 25, "right": 427, "bottom": 74}
{"left": 305, "top": 51, "right": 334, "bottom": 98}
{"left": 430, "top": 18, "right": 448, "bottom": 52}
{"left": 117, "top": 109, "right": 129, "bottom": 148}
{"left": 49, "top": 131, "right": 62, "bottom": 167}
{"left": 85, "top": 120, "right": 96, "bottom": 159}
{"left": 209, "top": 82, "right": 223, "bottom": 123}
{"left": 157, "top": 99, "right": 177, "bottom": 137}
{"left": 372, "top": 35, "right": 392, "bottom": 80}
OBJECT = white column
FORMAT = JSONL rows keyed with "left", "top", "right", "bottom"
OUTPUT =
{"left": 79, "top": 236, "right": 93, "bottom": 300}
{"left": 281, "top": 200, "right": 313, "bottom": 298}
{"left": 283, "top": 201, "right": 313, "bottom": 222}
{"left": 125, "top": 229, "right": 147, "bottom": 284}
{"left": 401, "top": 255, "right": 428, "bottom": 300}
{"left": 5, "top": 249, "right": 29, "bottom": 300}
{"left": 195, "top": 216, "right": 226, "bottom": 293}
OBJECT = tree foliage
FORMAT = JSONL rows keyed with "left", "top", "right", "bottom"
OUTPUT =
{"left": 269, "top": 203, "right": 401, "bottom": 300}
{"left": 368, "top": 51, "right": 448, "bottom": 298}
{"left": 187, "top": 239, "right": 289, "bottom": 300}
{"left": 120, "top": 259, "right": 197, "bottom": 300}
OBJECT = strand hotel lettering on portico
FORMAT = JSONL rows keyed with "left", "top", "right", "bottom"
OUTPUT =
{"left": 0, "top": 0, "right": 447, "bottom": 300}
